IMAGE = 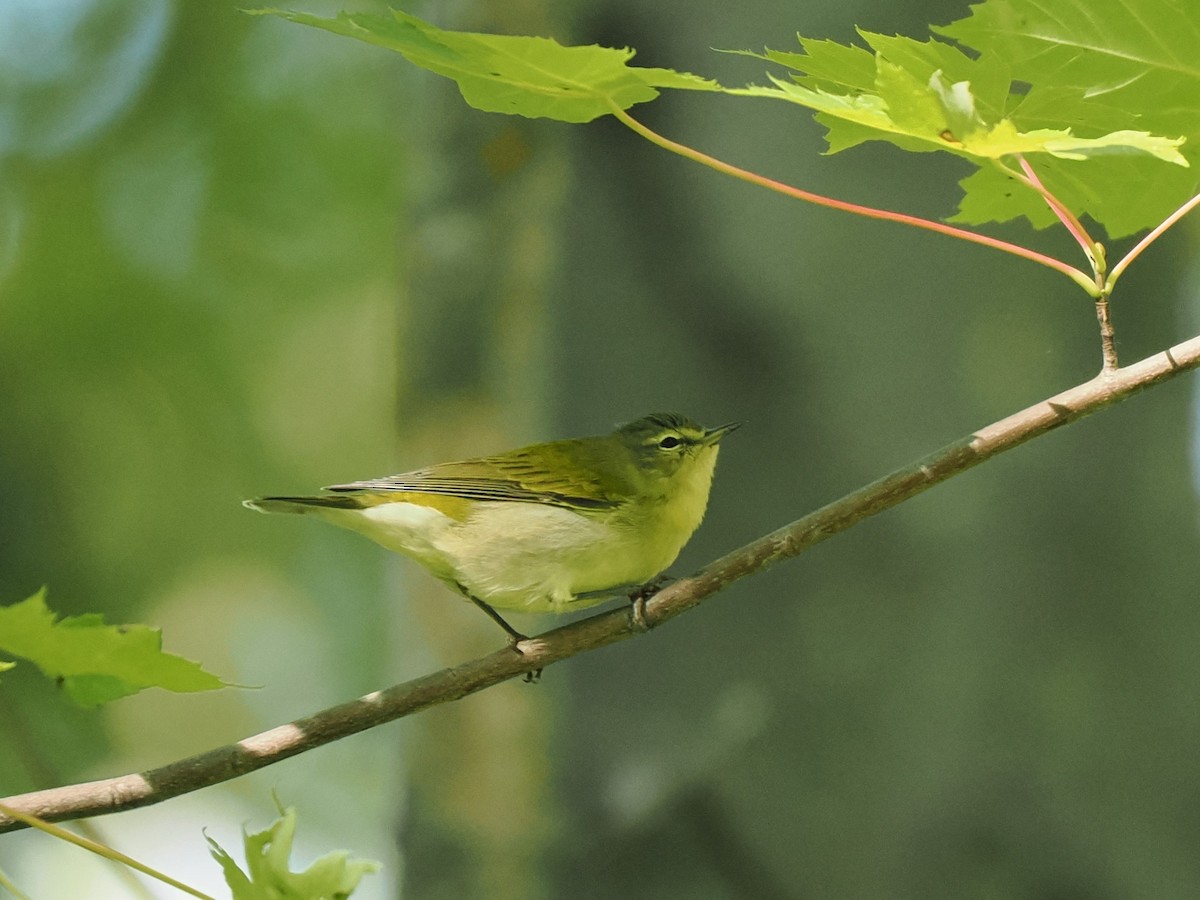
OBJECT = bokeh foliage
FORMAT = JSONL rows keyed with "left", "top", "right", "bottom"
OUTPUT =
{"left": 2, "top": 0, "right": 1200, "bottom": 898}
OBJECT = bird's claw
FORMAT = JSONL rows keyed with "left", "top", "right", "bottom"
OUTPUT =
{"left": 629, "top": 595, "right": 650, "bottom": 633}
{"left": 507, "top": 634, "right": 542, "bottom": 683}
{"left": 627, "top": 574, "right": 672, "bottom": 632}
{"left": 628, "top": 573, "right": 674, "bottom": 603}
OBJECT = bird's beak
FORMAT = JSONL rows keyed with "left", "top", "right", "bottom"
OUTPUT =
{"left": 701, "top": 421, "right": 742, "bottom": 446}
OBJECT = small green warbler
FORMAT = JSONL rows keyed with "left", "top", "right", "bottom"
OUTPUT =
{"left": 245, "top": 413, "right": 738, "bottom": 644}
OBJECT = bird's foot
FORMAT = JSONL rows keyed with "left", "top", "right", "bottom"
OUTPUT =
{"left": 627, "top": 574, "right": 674, "bottom": 632}
{"left": 630, "top": 573, "right": 674, "bottom": 600}
{"left": 505, "top": 632, "right": 542, "bottom": 683}
{"left": 465, "top": 592, "right": 542, "bottom": 682}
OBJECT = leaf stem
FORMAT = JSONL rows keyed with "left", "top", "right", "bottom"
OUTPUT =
{"left": 0, "top": 867, "right": 31, "bottom": 900}
{"left": 606, "top": 101, "right": 1099, "bottom": 296}
{"left": 1002, "top": 157, "right": 1120, "bottom": 369}
{"left": 0, "top": 803, "right": 215, "bottom": 900}
{"left": 1008, "top": 156, "right": 1101, "bottom": 280}
{"left": 1107, "top": 189, "right": 1200, "bottom": 292}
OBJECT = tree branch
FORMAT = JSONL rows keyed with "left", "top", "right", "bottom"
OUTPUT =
{"left": 4, "top": 332, "right": 1200, "bottom": 834}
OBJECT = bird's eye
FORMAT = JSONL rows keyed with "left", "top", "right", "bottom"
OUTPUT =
{"left": 658, "top": 435, "right": 681, "bottom": 450}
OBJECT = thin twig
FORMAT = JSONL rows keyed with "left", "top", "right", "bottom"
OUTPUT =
{"left": 3, "top": 333, "right": 1200, "bottom": 834}
{"left": 1095, "top": 292, "right": 1119, "bottom": 372}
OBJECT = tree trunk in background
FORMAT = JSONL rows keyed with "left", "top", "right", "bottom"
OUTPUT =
{"left": 393, "top": 5, "right": 572, "bottom": 897}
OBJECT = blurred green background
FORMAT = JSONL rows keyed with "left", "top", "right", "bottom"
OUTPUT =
{"left": 3, "top": 0, "right": 1200, "bottom": 897}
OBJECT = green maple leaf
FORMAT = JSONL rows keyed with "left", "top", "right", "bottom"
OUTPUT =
{"left": 937, "top": 0, "right": 1200, "bottom": 140}
{"left": 259, "top": 3, "right": 1197, "bottom": 238}
{"left": 934, "top": 0, "right": 1200, "bottom": 235}
{"left": 249, "top": 8, "right": 718, "bottom": 123}
{"left": 0, "top": 589, "right": 228, "bottom": 707}
{"left": 730, "top": 20, "right": 1189, "bottom": 236}
{"left": 207, "top": 805, "right": 381, "bottom": 899}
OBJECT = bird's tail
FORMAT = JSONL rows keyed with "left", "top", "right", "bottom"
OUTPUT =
{"left": 243, "top": 495, "right": 362, "bottom": 514}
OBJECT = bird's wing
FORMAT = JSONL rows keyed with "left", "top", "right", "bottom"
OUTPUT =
{"left": 324, "top": 446, "right": 620, "bottom": 511}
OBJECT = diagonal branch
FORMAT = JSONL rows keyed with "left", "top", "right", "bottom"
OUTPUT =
{"left": 3, "top": 333, "right": 1200, "bottom": 834}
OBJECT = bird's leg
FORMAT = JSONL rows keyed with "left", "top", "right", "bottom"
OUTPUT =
{"left": 467, "top": 594, "right": 528, "bottom": 645}
{"left": 627, "top": 573, "right": 674, "bottom": 632}
{"left": 465, "top": 592, "right": 542, "bottom": 683}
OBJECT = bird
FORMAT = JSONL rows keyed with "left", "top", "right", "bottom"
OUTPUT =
{"left": 245, "top": 412, "right": 738, "bottom": 646}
